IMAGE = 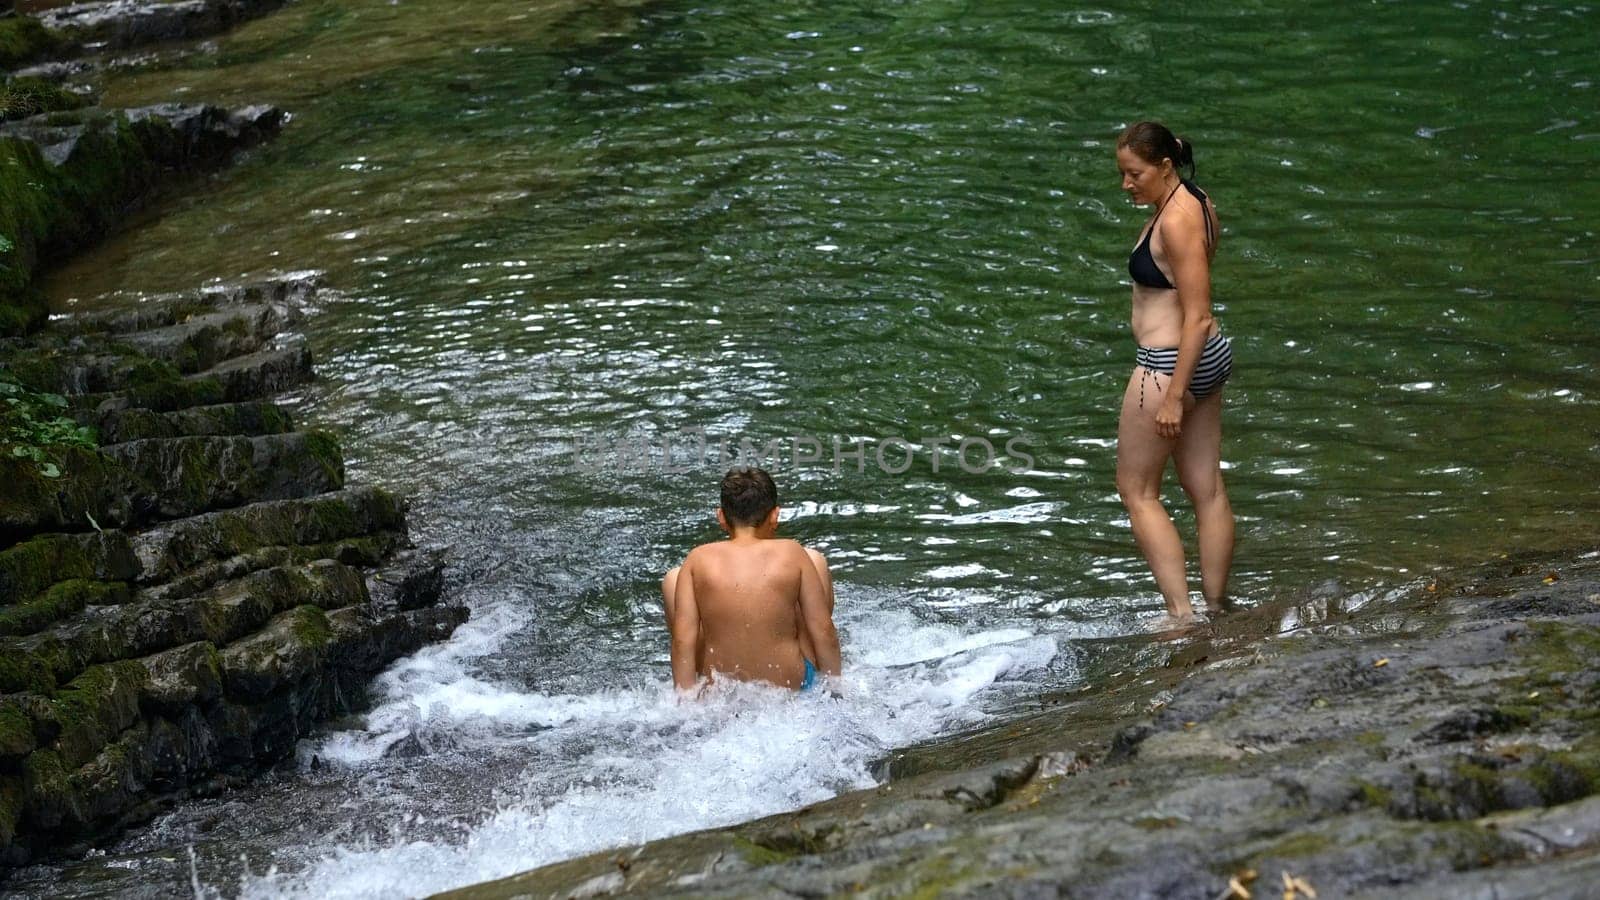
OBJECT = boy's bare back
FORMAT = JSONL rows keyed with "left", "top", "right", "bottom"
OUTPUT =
{"left": 672, "top": 537, "right": 838, "bottom": 690}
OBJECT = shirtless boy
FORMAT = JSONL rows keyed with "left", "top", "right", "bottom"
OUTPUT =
{"left": 661, "top": 468, "right": 841, "bottom": 693}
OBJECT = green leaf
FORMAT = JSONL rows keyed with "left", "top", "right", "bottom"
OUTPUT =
{"left": 10, "top": 445, "right": 28, "bottom": 458}
{"left": 39, "top": 462, "right": 60, "bottom": 478}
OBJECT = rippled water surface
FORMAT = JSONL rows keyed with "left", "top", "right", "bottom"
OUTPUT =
{"left": 15, "top": 0, "right": 1600, "bottom": 895}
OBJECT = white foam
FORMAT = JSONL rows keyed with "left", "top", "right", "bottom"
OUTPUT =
{"left": 240, "top": 600, "right": 1060, "bottom": 899}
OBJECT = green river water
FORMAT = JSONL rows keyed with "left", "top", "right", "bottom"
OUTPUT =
{"left": 14, "top": 0, "right": 1600, "bottom": 894}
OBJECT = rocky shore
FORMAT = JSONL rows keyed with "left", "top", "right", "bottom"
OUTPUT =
{"left": 2, "top": 0, "right": 470, "bottom": 872}
{"left": 442, "top": 555, "right": 1600, "bottom": 900}
{"left": 0, "top": 273, "right": 471, "bottom": 868}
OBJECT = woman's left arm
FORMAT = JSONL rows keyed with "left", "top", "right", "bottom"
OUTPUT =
{"left": 1154, "top": 212, "right": 1215, "bottom": 439}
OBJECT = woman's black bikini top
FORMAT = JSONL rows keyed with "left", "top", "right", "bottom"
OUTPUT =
{"left": 1128, "top": 180, "right": 1214, "bottom": 290}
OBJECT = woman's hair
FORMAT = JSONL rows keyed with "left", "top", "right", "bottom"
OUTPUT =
{"left": 720, "top": 467, "right": 778, "bottom": 527}
{"left": 1118, "top": 121, "right": 1196, "bottom": 180}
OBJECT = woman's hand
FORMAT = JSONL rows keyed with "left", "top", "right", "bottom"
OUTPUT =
{"left": 1155, "top": 396, "right": 1184, "bottom": 439}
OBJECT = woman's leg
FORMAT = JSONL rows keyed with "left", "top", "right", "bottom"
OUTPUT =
{"left": 1174, "top": 391, "right": 1233, "bottom": 609}
{"left": 1116, "top": 368, "right": 1193, "bottom": 618}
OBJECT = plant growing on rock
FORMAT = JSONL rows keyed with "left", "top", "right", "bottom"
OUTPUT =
{"left": 0, "top": 371, "right": 95, "bottom": 477}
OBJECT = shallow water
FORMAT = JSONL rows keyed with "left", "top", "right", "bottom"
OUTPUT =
{"left": 12, "top": 0, "right": 1600, "bottom": 895}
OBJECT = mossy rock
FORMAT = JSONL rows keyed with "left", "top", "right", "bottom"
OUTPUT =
{"left": 0, "top": 529, "right": 138, "bottom": 604}
{"left": 65, "top": 719, "right": 153, "bottom": 834}
{"left": 102, "top": 432, "right": 344, "bottom": 522}
{"left": 0, "top": 646, "right": 55, "bottom": 694}
{"left": 0, "top": 773, "right": 22, "bottom": 849}
{"left": 1, "top": 105, "right": 280, "bottom": 338}
{"left": 0, "top": 579, "right": 130, "bottom": 636}
{"left": 0, "top": 448, "right": 152, "bottom": 545}
{"left": 0, "top": 76, "right": 88, "bottom": 124}
{"left": 219, "top": 604, "right": 334, "bottom": 700}
{"left": 0, "top": 16, "right": 66, "bottom": 70}
{"left": 135, "top": 487, "right": 404, "bottom": 582}
{"left": 46, "top": 659, "right": 148, "bottom": 770}
{"left": 137, "top": 641, "right": 222, "bottom": 716}
{"left": 95, "top": 400, "right": 293, "bottom": 443}
{"left": 0, "top": 696, "right": 37, "bottom": 763}
{"left": 19, "top": 748, "right": 76, "bottom": 832}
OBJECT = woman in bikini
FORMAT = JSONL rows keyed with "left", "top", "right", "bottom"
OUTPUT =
{"left": 1114, "top": 121, "right": 1234, "bottom": 623}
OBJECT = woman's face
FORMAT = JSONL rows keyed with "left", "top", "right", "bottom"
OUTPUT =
{"left": 1117, "top": 145, "right": 1172, "bottom": 207}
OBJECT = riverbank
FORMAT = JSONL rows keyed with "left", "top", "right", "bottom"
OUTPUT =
{"left": 443, "top": 551, "right": 1600, "bottom": 899}
{"left": 2, "top": 0, "right": 471, "bottom": 870}
{"left": 0, "top": 272, "right": 472, "bottom": 868}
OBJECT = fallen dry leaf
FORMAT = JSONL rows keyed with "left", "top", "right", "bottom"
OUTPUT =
{"left": 1543, "top": 572, "right": 1560, "bottom": 584}
{"left": 1374, "top": 658, "right": 1390, "bottom": 668}
{"left": 1280, "top": 871, "right": 1319, "bottom": 899}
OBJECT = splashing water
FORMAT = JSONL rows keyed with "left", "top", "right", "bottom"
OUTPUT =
{"left": 217, "top": 594, "right": 1059, "bottom": 899}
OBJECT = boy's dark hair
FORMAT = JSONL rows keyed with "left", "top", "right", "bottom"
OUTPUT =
{"left": 720, "top": 467, "right": 778, "bottom": 528}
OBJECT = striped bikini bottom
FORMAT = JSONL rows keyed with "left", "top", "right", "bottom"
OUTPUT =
{"left": 1135, "top": 332, "right": 1233, "bottom": 408}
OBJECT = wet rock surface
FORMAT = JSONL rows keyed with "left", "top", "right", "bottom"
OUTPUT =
{"left": 0, "top": 275, "right": 470, "bottom": 870}
{"left": 0, "top": 100, "right": 284, "bottom": 335}
{"left": 440, "top": 556, "right": 1600, "bottom": 900}
{"left": 4, "top": 0, "right": 288, "bottom": 80}
{"left": 35, "top": 0, "right": 289, "bottom": 54}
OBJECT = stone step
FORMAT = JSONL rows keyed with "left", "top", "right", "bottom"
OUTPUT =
{"left": 0, "top": 530, "right": 137, "bottom": 606}
{"left": 56, "top": 337, "right": 312, "bottom": 413}
{"left": 195, "top": 337, "right": 312, "bottom": 404}
{"left": 131, "top": 486, "right": 406, "bottom": 585}
{"left": 62, "top": 274, "right": 319, "bottom": 337}
{"left": 112, "top": 303, "right": 293, "bottom": 375}
{"left": 0, "top": 560, "right": 368, "bottom": 696}
{"left": 100, "top": 431, "right": 343, "bottom": 521}
{"left": 90, "top": 400, "right": 293, "bottom": 446}
{"left": 1, "top": 430, "right": 343, "bottom": 549}
{"left": 37, "top": 0, "right": 293, "bottom": 56}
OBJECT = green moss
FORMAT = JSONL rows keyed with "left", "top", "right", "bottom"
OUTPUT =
{"left": 289, "top": 604, "right": 333, "bottom": 648}
{"left": 292, "top": 534, "right": 395, "bottom": 568}
{"left": 1256, "top": 831, "right": 1334, "bottom": 860}
{"left": 0, "top": 534, "right": 94, "bottom": 602}
{"left": 306, "top": 493, "right": 361, "bottom": 540}
{"left": 0, "top": 698, "right": 37, "bottom": 760}
{"left": 48, "top": 659, "right": 148, "bottom": 769}
{"left": 0, "top": 647, "right": 56, "bottom": 694}
{"left": 174, "top": 436, "right": 222, "bottom": 512}
{"left": 730, "top": 834, "right": 794, "bottom": 867}
{"left": 0, "top": 773, "right": 22, "bottom": 846}
{"left": 0, "top": 17, "right": 66, "bottom": 69}
{"left": 1354, "top": 730, "right": 1385, "bottom": 747}
{"left": 1518, "top": 621, "right": 1600, "bottom": 686}
{"left": 302, "top": 430, "right": 345, "bottom": 489}
{"left": 1354, "top": 779, "right": 1392, "bottom": 809}
{"left": 0, "top": 579, "right": 128, "bottom": 636}
{"left": 2, "top": 107, "right": 243, "bottom": 337}
{"left": 20, "top": 747, "right": 67, "bottom": 816}
{"left": 1, "top": 76, "right": 88, "bottom": 123}
{"left": 1523, "top": 745, "right": 1600, "bottom": 804}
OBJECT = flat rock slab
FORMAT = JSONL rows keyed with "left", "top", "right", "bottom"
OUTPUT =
{"left": 35, "top": 0, "right": 289, "bottom": 54}
{"left": 437, "top": 558, "right": 1600, "bottom": 900}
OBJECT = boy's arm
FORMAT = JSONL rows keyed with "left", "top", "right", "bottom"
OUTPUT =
{"left": 670, "top": 553, "right": 703, "bottom": 693}
{"left": 796, "top": 546, "right": 842, "bottom": 678}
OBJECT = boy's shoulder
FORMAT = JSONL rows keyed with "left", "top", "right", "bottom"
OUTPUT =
{"left": 686, "top": 538, "right": 806, "bottom": 562}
